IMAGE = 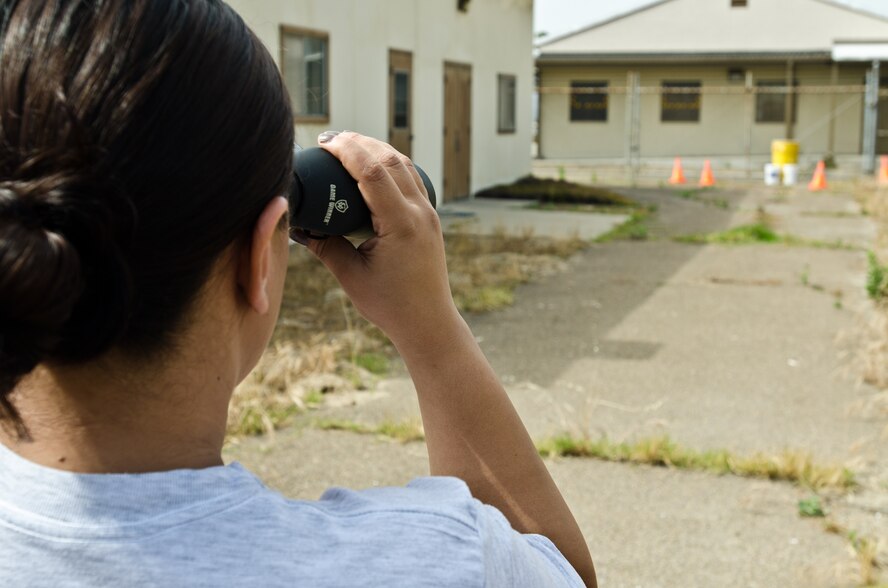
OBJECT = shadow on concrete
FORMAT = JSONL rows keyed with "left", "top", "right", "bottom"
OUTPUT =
{"left": 464, "top": 187, "right": 740, "bottom": 385}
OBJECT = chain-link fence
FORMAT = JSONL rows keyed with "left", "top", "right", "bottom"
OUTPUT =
{"left": 535, "top": 68, "right": 886, "bottom": 185}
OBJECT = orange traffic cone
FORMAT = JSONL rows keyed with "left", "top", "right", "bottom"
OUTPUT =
{"left": 698, "top": 160, "right": 715, "bottom": 187}
{"left": 668, "top": 157, "right": 686, "bottom": 185}
{"left": 808, "top": 160, "right": 827, "bottom": 191}
{"left": 879, "top": 156, "right": 888, "bottom": 186}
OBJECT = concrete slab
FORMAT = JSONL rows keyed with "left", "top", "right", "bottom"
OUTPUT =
{"left": 439, "top": 197, "right": 628, "bottom": 240}
{"left": 233, "top": 183, "right": 887, "bottom": 587}
{"left": 227, "top": 428, "right": 855, "bottom": 588}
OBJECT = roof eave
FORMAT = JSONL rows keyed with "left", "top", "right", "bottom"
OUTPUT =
{"left": 536, "top": 51, "right": 834, "bottom": 65}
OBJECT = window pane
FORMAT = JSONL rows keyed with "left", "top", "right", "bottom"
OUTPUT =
{"left": 394, "top": 72, "right": 409, "bottom": 129}
{"left": 281, "top": 30, "right": 328, "bottom": 118}
{"left": 661, "top": 81, "right": 701, "bottom": 122}
{"left": 756, "top": 81, "right": 797, "bottom": 123}
{"left": 570, "top": 81, "right": 608, "bottom": 122}
{"left": 498, "top": 75, "right": 516, "bottom": 132}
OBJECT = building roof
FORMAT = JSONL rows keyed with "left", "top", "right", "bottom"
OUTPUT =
{"left": 538, "top": 0, "right": 888, "bottom": 62}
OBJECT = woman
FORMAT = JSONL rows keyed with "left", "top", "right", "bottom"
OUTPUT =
{"left": 0, "top": 1, "right": 597, "bottom": 586}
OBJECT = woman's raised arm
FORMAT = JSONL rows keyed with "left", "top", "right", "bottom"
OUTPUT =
{"left": 303, "top": 131, "right": 597, "bottom": 587}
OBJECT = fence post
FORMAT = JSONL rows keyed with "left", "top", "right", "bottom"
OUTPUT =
{"left": 624, "top": 71, "right": 640, "bottom": 184}
{"left": 827, "top": 62, "right": 838, "bottom": 160}
{"left": 784, "top": 59, "right": 795, "bottom": 140}
{"left": 745, "top": 71, "right": 754, "bottom": 180}
{"left": 863, "top": 60, "right": 880, "bottom": 175}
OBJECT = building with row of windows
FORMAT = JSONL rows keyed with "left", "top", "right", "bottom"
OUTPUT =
{"left": 536, "top": 0, "right": 888, "bottom": 161}
{"left": 228, "top": 0, "right": 534, "bottom": 201}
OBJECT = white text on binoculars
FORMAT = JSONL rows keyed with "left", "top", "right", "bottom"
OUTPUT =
{"left": 322, "top": 184, "right": 349, "bottom": 225}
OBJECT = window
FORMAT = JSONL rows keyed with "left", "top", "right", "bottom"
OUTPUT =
{"left": 731, "top": 0, "right": 748, "bottom": 7}
{"left": 280, "top": 26, "right": 329, "bottom": 121}
{"left": 755, "top": 81, "right": 798, "bottom": 123}
{"left": 570, "top": 81, "right": 608, "bottom": 122}
{"left": 661, "top": 81, "right": 701, "bottom": 122}
{"left": 498, "top": 74, "right": 517, "bottom": 133}
{"left": 393, "top": 71, "right": 410, "bottom": 129}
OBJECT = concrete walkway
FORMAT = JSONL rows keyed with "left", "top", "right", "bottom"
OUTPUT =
{"left": 438, "top": 197, "right": 628, "bottom": 240}
{"left": 227, "top": 184, "right": 887, "bottom": 588}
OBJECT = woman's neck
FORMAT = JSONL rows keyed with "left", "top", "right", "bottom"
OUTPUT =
{"left": 0, "top": 351, "right": 237, "bottom": 474}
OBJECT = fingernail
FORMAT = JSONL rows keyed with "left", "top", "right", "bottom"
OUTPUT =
{"left": 318, "top": 131, "right": 340, "bottom": 144}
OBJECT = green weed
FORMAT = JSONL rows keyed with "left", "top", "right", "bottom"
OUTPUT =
{"left": 798, "top": 496, "right": 826, "bottom": 517}
{"left": 354, "top": 352, "right": 390, "bottom": 375}
{"left": 304, "top": 390, "right": 324, "bottom": 406}
{"left": 455, "top": 286, "right": 515, "bottom": 313}
{"left": 595, "top": 211, "right": 651, "bottom": 243}
{"left": 867, "top": 252, "right": 888, "bottom": 302}
{"left": 676, "top": 224, "right": 856, "bottom": 250}
{"left": 676, "top": 223, "right": 778, "bottom": 244}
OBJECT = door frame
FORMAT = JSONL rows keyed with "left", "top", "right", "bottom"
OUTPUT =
{"left": 388, "top": 49, "right": 413, "bottom": 158}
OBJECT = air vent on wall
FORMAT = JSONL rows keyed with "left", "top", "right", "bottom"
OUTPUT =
{"left": 728, "top": 67, "right": 745, "bottom": 82}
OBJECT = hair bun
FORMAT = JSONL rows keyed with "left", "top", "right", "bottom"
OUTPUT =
{"left": 1, "top": 172, "right": 137, "bottom": 355}
{"left": 0, "top": 179, "right": 85, "bottom": 359}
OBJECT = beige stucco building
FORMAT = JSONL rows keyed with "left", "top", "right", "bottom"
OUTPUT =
{"left": 536, "top": 0, "right": 888, "bottom": 163}
{"left": 228, "top": 0, "right": 534, "bottom": 201}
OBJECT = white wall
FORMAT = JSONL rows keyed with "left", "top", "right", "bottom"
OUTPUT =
{"left": 539, "top": 62, "right": 868, "bottom": 159}
{"left": 227, "top": 0, "right": 534, "bottom": 197}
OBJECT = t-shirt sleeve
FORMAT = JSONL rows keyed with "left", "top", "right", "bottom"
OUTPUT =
{"left": 473, "top": 500, "right": 585, "bottom": 588}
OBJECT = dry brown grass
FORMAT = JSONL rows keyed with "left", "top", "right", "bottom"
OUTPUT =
{"left": 536, "top": 434, "right": 857, "bottom": 491}
{"left": 445, "top": 225, "right": 587, "bottom": 312}
{"left": 228, "top": 228, "right": 588, "bottom": 438}
{"left": 229, "top": 339, "right": 344, "bottom": 437}
{"left": 314, "top": 418, "right": 426, "bottom": 443}
{"left": 824, "top": 519, "right": 887, "bottom": 587}
{"left": 847, "top": 184, "right": 888, "bottom": 444}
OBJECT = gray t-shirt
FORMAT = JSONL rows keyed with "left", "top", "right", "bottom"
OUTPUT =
{"left": 0, "top": 442, "right": 582, "bottom": 587}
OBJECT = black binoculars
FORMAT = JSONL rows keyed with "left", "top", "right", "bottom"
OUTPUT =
{"left": 290, "top": 147, "right": 437, "bottom": 239}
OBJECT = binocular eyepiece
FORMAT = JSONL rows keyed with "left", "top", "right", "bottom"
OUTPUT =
{"left": 289, "top": 147, "right": 437, "bottom": 239}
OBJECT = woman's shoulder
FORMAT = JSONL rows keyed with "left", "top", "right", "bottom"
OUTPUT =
{"left": 276, "top": 476, "right": 482, "bottom": 533}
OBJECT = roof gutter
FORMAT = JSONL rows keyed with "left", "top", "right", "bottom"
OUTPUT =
{"left": 536, "top": 51, "right": 832, "bottom": 65}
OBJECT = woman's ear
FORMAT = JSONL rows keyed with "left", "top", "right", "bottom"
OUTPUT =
{"left": 238, "top": 197, "right": 289, "bottom": 315}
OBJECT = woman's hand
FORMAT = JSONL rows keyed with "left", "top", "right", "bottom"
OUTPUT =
{"left": 302, "top": 132, "right": 461, "bottom": 349}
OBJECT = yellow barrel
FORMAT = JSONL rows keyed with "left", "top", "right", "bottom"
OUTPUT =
{"left": 771, "top": 140, "right": 799, "bottom": 166}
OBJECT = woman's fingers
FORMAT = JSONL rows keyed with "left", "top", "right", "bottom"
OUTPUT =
{"left": 320, "top": 132, "right": 429, "bottom": 213}
{"left": 355, "top": 138, "right": 428, "bottom": 204}
{"left": 318, "top": 132, "right": 410, "bottom": 221}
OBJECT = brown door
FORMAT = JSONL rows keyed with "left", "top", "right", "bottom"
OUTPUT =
{"left": 443, "top": 62, "right": 471, "bottom": 202}
{"left": 389, "top": 50, "right": 413, "bottom": 157}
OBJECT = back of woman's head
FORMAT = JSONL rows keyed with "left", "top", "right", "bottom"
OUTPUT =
{"left": 0, "top": 0, "right": 294, "bottom": 433}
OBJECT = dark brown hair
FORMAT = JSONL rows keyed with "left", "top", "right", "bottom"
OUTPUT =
{"left": 0, "top": 0, "right": 294, "bottom": 433}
